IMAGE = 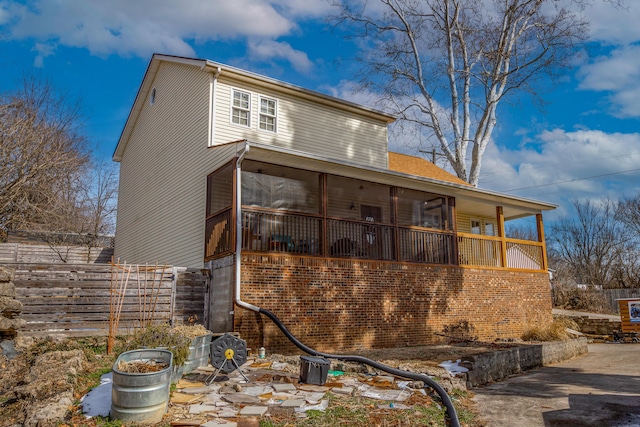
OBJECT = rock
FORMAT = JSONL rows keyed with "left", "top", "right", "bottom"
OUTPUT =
{"left": 0, "top": 296, "right": 23, "bottom": 317}
{"left": 0, "top": 281, "right": 16, "bottom": 297}
{"left": 0, "top": 340, "right": 18, "bottom": 359}
{"left": 0, "top": 267, "right": 14, "bottom": 283}
{"left": 221, "top": 393, "right": 262, "bottom": 404}
{"left": 14, "top": 335, "right": 34, "bottom": 351}
{"left": 14, "top": 349, "right": 85, "bottom": 400}
{"left": 22, "top": 390, "right": 74, "bottom": 427}
{"left": 0, "top": 316, "right": 26, "bottom": 332}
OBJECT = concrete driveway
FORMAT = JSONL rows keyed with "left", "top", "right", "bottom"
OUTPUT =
{"left": 473, "top": 343, "right": 640, "bottom": 426}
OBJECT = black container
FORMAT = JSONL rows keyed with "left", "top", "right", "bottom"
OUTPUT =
{"left": 299, "top": 356, "right": 330, "bottom": 385}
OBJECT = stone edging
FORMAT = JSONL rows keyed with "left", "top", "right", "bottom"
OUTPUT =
{"left": 460, "top": 337, "right": 589, "bottom": 388}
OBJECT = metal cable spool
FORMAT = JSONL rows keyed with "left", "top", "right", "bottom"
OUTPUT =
{"left": 206, "top": 333, "right": 249, "bottom": 384}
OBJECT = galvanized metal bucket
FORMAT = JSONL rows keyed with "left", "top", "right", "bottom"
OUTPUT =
{"left": 183, "top": 333, "right": 213, "bottom": 374}
{"left": 110, "top": 349, "right": 173, "bottom": 424}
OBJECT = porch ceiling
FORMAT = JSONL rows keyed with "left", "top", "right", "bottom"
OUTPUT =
{"left": 240, "top": 141, "right": 556, "bottom": 221}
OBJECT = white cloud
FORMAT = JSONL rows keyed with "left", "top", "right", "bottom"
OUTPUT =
{"left": 479, "top": 129, "right": 640, "bottom": 216}
{"left": 578, "top": 45, "right": 640, "bottom": 118}
{"left": 275, "top": 0, "right": 333, "bottom": 17}
{"left": 579, "top": 46, "right": 640, "bottom": 91}
{"left": 32, "top": 42, "right": 55, "bottom": 68}
{"left": 609, "top": 85, "right": 640, "bottom": 118}
{"left": 0, "top": 0, "right": 328, "bottom": 68}
{"left": 0, "top": 2, "right": 10, "bottom": 25}
{"left": 325, "top": 79, "right": 381, "bottom": 107}
{"left": 585, "top": 1, "right": 640, "bottom": 45}
{"left": 247, "top": 39, "right": 313, "bottom": 73}
{"left": 572, "top": 2, "right": 640, "bottom": 119}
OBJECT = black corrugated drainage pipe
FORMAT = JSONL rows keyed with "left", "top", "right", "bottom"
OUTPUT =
{"left": 258, "top": 308, "right": 461, "bottom": 427}
{"left": 233, "top": 141, "right": 460, "bottom": 427}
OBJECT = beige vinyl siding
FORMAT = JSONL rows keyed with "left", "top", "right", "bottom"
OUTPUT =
{"left": 456, "top": 212, "right": 498, "bottom": 235}
{"left": 213, "top": 77, "right": 389, "bottom": 169}
{"left": 114, "top": 61, "right": 237, "bottom": 267}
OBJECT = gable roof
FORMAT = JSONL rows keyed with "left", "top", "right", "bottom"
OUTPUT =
{"left": 388, "top": 152, "right": 471, "bottom": 186}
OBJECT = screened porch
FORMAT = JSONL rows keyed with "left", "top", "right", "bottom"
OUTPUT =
{"left": 204, "top": 159, "right": 547, "bottom": 271}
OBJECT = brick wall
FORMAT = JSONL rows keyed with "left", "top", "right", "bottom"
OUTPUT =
{"left": 235, "top": 254, "right": 553, "bottom": 354}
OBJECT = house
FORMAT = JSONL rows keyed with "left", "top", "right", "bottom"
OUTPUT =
{"left": 113, "top": 54, "right": 556, "bottom": 353}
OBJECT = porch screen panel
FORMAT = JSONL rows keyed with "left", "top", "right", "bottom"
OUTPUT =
{"left": 326, "top": 176, "right": 390, "bottom": 222}
{"left": 241, "top": 161, "right": 320, "bottom": 214}
{"left": 207, "top": 162, "right": 234, "bottom": 216}
{"left": 396, "top": 188, "right": 452, "bottom": 231}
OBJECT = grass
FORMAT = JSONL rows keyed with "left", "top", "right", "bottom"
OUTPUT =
{"left": 259, "top": 390, "right": 479, "bottom": 427}
{"left": 521, "top": 317, "right": 579, "bottom": 342}
{"left": 91, "top": 417, "right": 123, "bottom": 427}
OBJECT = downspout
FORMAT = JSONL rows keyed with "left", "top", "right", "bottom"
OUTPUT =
{"left": 206, "top": 67, "right": 222, "bottom": 147}
{"left": 234, "top": 141, "right": 259, "bottom": 312}
{"left": 231, "top": 142, "right": 459, "bottom": 427}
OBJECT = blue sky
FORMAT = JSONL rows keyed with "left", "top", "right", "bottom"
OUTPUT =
{"left": 1, "top": 0, "right": 639, "bottom": 223}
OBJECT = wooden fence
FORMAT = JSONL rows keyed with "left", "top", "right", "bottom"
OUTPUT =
{"left": 603, "top": 288, "right": 640, "bottom": 313}
{"left": 0, "top": 243, "right": 114, "bottom": 264}
{"left": 5, "top": 262, "right": 207, "bottom": 337}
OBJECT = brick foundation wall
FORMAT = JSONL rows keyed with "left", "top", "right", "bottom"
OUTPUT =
{"left": 234, "top": 254, "right": 553, "bottom": 354}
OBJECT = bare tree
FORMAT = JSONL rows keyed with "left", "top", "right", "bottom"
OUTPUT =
{"left": 0, "top": 76, "right": 90, "bottom": 240}
{"left": 331, "top": 0, "right": 590, "bottom": 185}
{"left": 613, "top": 194, "right": 640, "bottom": 287}
{"left": 549, "top": 199, "right": 630, "bottom": 289}
{"left": 76, "top": 160, "right": 118, "bottom": 261}
{"left": 33, "top": 160, "right": 118, "bottom": 262}
{"left": 618, "top": 194, "right": 640, "bottom": 237}
{"left": 505, "top": 222, "right": 538, "bottom": 240}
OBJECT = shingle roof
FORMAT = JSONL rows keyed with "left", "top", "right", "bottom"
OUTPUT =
{"left": 388, "top": 152, "right": 471, "bottom": 186}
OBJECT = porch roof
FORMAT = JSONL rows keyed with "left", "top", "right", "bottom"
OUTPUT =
{"left": 236, "top": 141, "right": 556, "bottom": 221}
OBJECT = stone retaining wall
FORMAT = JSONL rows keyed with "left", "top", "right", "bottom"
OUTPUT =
{"left": 461, "top": 337, "right": 588, "bottom": 387}
{"left": 559, "top": 315, "right": 621, "bottom": 336}
{"left": 0, "top": 266, "right": 25, "bottom": 341}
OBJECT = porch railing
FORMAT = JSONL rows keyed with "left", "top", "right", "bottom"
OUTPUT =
{"left": 241, "top": 210, "right": 322, "bottom": 254}
{"left": 457, "top": 233, "right": 503, "bottom": 267}
{"left": 397, "top": 227, "right": 455, "bottom": 264}
{"left": 205, "top": 209, "right": 232, "bottom": 258}
{"left": 505, "top": 238, "right": 545, "bottom": 270}
{"left": 234, "top": 209, "right": 455, "bottom": 264}
{"left": 205, "top": 209, "right": 545, "bottom": 271}
{"left": 457, "top": 232, "right": 545, "bottom": 270}
{"left": 327, "top": 218, "right": 395, "bottom": 260}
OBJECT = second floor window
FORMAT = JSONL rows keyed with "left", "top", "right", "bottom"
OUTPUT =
{"left": 471, "top": 219, "right": 482, "bottom": 234}
{"left": 232, "top": 89, "right": 251, "bottom": 126}
{"left": 259, "top": 97, "right": 277, "bottom": 132}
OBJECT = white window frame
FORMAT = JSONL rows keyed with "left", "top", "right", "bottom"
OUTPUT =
{"left": 259, "top": 96, "right": 277, "bottom": 133}
{"left": 471, "top": 219, "right": 482, "bottom": 235}
{"left": 484, "top": 222, "right": 495, "bottom": 236}
{"left": 471, "top": 218, "right": 497, "bottom": 236}
{"left": 231, "top": 88, "right": 251, "bottom": 127}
